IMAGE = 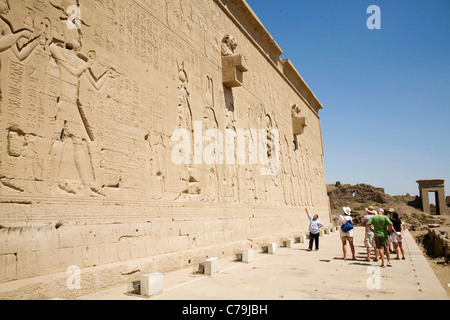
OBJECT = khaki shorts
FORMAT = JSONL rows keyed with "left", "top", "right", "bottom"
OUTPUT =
{"left": 374, "top": 237, "right": 389, "bottom": 249}
{"left": 364, "top": 233, "right": 375, "bottom": 248}
{"left": 341, "top": 236, "right": 353, "bottom": 242}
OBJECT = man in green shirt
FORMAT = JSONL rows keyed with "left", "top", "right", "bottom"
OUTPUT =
{"left": 367, "top": 209, "right": 395, "bottom": 268}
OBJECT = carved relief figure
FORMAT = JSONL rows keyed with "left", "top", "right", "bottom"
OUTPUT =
{"left": 282, "top": 136, "right": 295, "bottom": 206}
{"left": 177, "top": 61, "right": 193, "bottom": 132}
{"left": 45, "top": 2, "right": 118, "bottom": 196}
{"left": 0, "top": 0, "right": 41, "bottom": 61}
{"left": 223, "top": 96, "right": 239, "bottom": 204}
{"left": 145, "top": 130, "right": 166, "bottom": 200}
{"left": 0, "top": 0, "right": 41, "bottom": 111}
{"left": 0, "top": 0, "right": 42, "bottom": 193}
{"left": 201, "top": 106, "right": 220, "bottom": 202}
{"left": 205, "top": 76, "right": 214, "bottom": 108}
{"left": 175, "top": 61, "right": 193, "bottom": 199}
{"left": 167, "top": 0, "right": 194, "bottom": 39}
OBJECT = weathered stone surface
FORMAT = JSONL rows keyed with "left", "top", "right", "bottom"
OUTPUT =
{"left": 283, "top": 238, "right": 294, "bottom": 248}
{"left": 242, "top": 250, "right": 254, "bottom": 264}
{"left": 267, "top": 243, "right": 277, "bottom": 255}
{"left": 297, "top": 235, "right": 307, "bottom": 244}
{"left": 205, "top": 258, "right": 219, "bottom": 275}
{"left": 0, "top": 254, "right": 17, "bottom": 282}
{"left": 141, "top": 273, "right": 164, "bottom": 297}
{"left": 0, "top": 0, "right": 329, "bottom": 298}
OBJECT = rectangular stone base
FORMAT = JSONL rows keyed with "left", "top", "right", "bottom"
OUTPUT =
{"left": 283, "top": 238, "right": 294, "bottom": 248}
{"left": 200, "top": 258, "right": 219, "bottom": 276}
{"left": 242, "top": 250, "right": 254, "bottom": 263}
{"left": 141, "top": 273, "right": 163, "bottom": 297}
{"left": 265, "top": 243, "right": 276, "bottom": 254}
{"left": 296, "top": 235, "right": 307, "bottom": 244}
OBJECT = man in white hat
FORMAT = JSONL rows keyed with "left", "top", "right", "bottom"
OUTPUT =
{"left": 367, "top": 211, "right": 395, "bottom": 268}
{"left": 362, "top": 208, "right": 378, "bottom": 262}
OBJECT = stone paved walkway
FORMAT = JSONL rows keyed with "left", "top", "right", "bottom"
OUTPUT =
{"left": 78, "top": 227, "right": 448, "bottom": 300}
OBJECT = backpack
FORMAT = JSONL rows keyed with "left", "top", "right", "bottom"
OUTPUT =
{"left": 341, "top": 216, "right": 354, "bottom": 233}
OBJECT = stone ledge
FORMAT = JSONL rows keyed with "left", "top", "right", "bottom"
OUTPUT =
{"left": 0, "top": 229, "right": 307, "bottom": 299}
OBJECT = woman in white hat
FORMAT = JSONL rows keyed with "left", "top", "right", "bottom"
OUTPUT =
{"left": 338, "top": 207, "right": 356, "bottom": 261}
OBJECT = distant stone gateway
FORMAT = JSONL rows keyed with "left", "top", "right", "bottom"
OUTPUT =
{"left": 0, "top": 0, "right": 329, "bottom": 299}
{"left": 416, "top": 180, "right": 447, "bottom": 215}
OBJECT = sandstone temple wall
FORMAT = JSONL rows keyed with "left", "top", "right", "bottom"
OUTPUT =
{"left": 0, "top": 0, "right": 330, "bottom": 299}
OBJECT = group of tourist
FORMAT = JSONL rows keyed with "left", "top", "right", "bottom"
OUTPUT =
{"left": 305, "top": 206, "right": 406, "bottom": 268}
{"left": 360, "top": 206, "right": 406, "bottom": 267}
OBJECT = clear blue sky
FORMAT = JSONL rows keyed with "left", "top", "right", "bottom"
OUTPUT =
{"left": 247, "top": 0, "right": 450, "bottom": 197}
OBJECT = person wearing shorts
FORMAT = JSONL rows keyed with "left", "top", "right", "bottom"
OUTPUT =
{"left": 338, "top": 207, "right": 355, "bottom": 261}
{"left": 368, "top": 212, "right": 395, "bottom": 268}
{"left": 362, "top": 208, "right": 378, "bottom": 262}
{"left": 390, "top": 212, "right": 405, "bottom": 260}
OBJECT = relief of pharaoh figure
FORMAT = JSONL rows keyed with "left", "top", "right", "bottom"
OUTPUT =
{"left": 174, "top": 61, "right": 193, "bottom": 200}
{"left": 201, "top": 107, "right": 220, "bottom": 203}
{"left": 0, "top": 0, "right": 42, "bottom": 192}
{"left": 0, "top": 0, "right": 41, "bottom": 60}
{"left": 45, "top": 2, "right": 118, "bottom": 197}
{"left": 145, "top": 130, "right": 166, "bottom": 200}
{"left": 177, "top": 61, "right": 193, "bottom": 132}
{"left": 1, "top": 0, "right": 41, "bottom": 107}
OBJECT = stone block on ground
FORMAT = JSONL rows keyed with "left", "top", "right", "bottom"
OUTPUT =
{"left": 283, "top": 238, "right": 294, "bottom": 248}
{"left": 297, "top": 235, "right": 307, "bottom": 244}
{"left": 241, "top": 250, "right": 254, "bottom": 263}
{"left": 263, "top": 243, "right": 276, "bottom": 254}
{"left": 200, "top": 258, "right": 219, "bottom": 276}
{"left": 141, "top": 273, "right": 164, "bottom": 297}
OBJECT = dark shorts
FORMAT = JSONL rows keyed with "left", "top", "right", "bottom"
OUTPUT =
{"left": 374, "top": 236, "right": 389, "bottom": 250}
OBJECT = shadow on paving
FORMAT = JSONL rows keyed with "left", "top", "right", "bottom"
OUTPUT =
{"left": 78, "top": 227, "right": 448, "bottom": 301}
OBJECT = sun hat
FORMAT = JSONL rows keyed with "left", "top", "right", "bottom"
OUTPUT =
{"left": 387, "top": 208, "right": 395, "bottom": 213}
{"left": 343, "top": 207, "right": 352, "bottom": 215}
{"left": 366, "top": 206, "right": 375, "bottom": 212}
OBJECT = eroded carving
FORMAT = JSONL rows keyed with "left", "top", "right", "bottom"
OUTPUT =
{"left": 45, "top": 2, "right": 118, "bottom": 197}
{"left": 221, "top": 34, "right": 237, "bottom": 56}
{"left": 221, "top": 34, "right": 248, "bottom": 88}
{"left": 292, "top": 103, "right": 307, "bottom": 136}
{"left": 0, "top": 0, "right": 41, "bottom": 61}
